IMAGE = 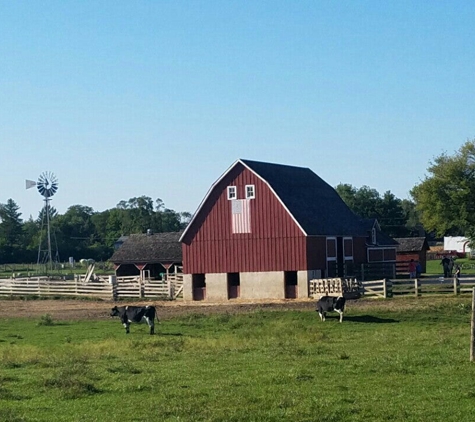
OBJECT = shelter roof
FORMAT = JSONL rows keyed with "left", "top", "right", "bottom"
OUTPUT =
{"left": 109, "top": 231, "right": 183, "bottom": 264}
{"left": 394, "top": 237, "right": 429, "bottom": 253}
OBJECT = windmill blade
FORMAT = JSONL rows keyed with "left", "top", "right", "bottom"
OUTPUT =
{"left": 26, "top": 180, "right": 37, "bottom": 189}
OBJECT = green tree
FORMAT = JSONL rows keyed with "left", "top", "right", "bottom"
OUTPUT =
{"left": 54, "top": 205, "right": 95, "bottom": 260}
{"left": 335, "top": 184, "right": 412, "bottom": 237}
{"left": 0, "top": 199, "right": 23, "bottom": 263}
{"left": 411, "top": 139, "right": 475, "bottom": 238}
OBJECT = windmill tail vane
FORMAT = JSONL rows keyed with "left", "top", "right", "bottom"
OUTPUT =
{"left": 25, "top": 179, "right": 36, "bottom": 189}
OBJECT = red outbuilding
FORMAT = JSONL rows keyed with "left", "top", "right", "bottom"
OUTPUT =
{"left": 180, "top": 159, "right": 396, "bottom": 301}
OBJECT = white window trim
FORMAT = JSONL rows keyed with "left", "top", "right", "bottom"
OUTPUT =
{"left": 245, "top": 184, "right": 255, "bottom": 199}
{"left": 227, "top": 186, "right": 237, "bottom": 200}
{"left": 371, "top": 228, "right": 377, "bottom": 245}
{"left": 326, "top": 237, "right": 337, "bottom": 261}
{"left": 343, "top": 236, "right": 353, "bottom": 260}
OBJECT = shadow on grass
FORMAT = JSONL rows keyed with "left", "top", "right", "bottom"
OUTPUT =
{"left": 344, "top": 315, "right": 399, "bottom": 323}
{"left": 159, "top": 332, "right": 183, "bottom": 336}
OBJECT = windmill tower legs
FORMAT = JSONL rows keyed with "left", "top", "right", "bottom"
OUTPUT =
{"left": 37, "top": 198, "right": 54, "bottom": 271}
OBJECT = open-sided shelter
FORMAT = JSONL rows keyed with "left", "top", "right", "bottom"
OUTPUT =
{"left": 110, "top": 231, "right": 183, "bottom": 279}
{"left": 180, "top": 159, "right": 395, "bottom": 301}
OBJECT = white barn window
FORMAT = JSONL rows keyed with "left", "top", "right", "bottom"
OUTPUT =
{"left": 227, "top": 186, "right": 237, "bottom": 200}
{"left": 245, "top": 185, "right": 255, "bottom": 199}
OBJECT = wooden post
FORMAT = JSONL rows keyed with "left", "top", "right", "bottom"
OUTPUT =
{"left": 167, "top": 279, "right": 173, "bottom": 300}
{"left": 383, "top": 278, "right": 387, "bottom": 298}
{"left": 109, "top": 275, "right": 117, "bottom": 301}
{"left": 471, "top": 287, "right": 475, "bottom": 361}
{"left": 414, "top": 278, "right": 419, "bottom": 297}
{"left": 453, "top": 276, "right": 459, "bottom": 295}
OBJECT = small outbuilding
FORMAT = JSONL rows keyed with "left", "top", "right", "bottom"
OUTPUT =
{"left": 394, "top": 237, "right": 430, "bottom": 274}
{"left": 110, "top": 231, "right": 183, "bottom": 279}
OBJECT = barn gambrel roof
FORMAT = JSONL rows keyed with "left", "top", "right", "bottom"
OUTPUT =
{"left": 180, "top": 159, "right": 368, "bottom": 240}
{"left": 110, "top": 231, "right": 183, "bottom": 264}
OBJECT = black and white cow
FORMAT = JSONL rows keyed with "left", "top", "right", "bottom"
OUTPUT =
{"left": 110, "top": 305, "right": 159, "bottom": 334}
{"left": 316, "top": 296, "right": 346, "bottom": 323}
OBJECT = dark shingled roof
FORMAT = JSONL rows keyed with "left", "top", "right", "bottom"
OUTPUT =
{"left": 240, "top": 159, "right": 367, "bottom": 236}
{"left": 394, "top": 237, "right": 429, "bottom": 253}
{"left": 109, "top": 231, "right": 183, "bottom": 264}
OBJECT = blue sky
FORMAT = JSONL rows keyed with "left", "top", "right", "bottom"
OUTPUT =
{"left": 1, "top": 1, "right": 474, "bottom": 220}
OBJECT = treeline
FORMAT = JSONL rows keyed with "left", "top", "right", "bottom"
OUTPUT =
{"left": 335, "top": 184, "right": 421, "bottom": 238}
{"left": 0, "top": 196, "right": 191, "bottom": 264}
{"left": 1, "top": 188, "right": 420, "bottom": 266}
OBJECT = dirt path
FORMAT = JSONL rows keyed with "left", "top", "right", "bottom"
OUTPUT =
{"left": 0, "top": 298, "right": 320, "bottom": 321}
{"left": 0, "top": 296, "right": 453, "bottom": 321}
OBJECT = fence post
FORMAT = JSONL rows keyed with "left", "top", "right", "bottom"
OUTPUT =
{"left": 167, "top": 279, "right": 173, "bottom": 300}
{"left": 471, "top": 287, "right": 475, "bottom": 361}
{"left": 454, "top": 276, "right": 460, "bottom": 295}
{"left": 414, "top": 278, "right": 419, "bottom": 297}
{"left": 109, "top": 275, "right": 117, "bottom": 301}
{"left": 383, "top": 278, "right": 387, "bottom": 298}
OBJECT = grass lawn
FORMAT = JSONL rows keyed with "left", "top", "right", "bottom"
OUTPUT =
{"left": 2, "top": 297, "right": 475, "bottom": 421}
{"left": 425, "top": 257, "right": 475, "bottom": 276}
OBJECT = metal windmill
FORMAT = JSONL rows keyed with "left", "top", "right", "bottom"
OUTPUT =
{"left": 26, "top": 172, "right": 59, "bottom": 270}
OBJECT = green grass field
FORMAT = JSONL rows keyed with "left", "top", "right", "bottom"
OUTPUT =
{"left": 2, "top": 297, "right": 475, "bottom": 421}
{"left": 425, "top": 257, "right": 475, "bottom": 276}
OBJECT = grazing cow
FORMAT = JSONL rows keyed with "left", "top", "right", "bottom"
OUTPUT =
{"left": 316, "top": 296, "right": 346, "bottom": 323}
{"left": 110, "top": 305, "right": 159, "bottom": 334}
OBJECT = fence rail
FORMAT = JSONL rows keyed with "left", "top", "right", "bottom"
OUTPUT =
{"left": 0, "top": 275, "right": 184, "bottom": 300}
{"left": 361, "top": 276, "right": 475, "bottom": 298}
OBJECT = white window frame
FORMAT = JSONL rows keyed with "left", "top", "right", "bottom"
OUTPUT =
{"left": 371, "top": 228, "right": 377, "bottom": 245}
{"left": 245, "top": 184, "right": 255, "bottom": 199}
{"left": 326, "top": 237, "right": 337, "bottom": 277}
{"left": 227, "top": 186, "right": 237, "bottom": 200}
{"left": 343, "top": 237, "right": 353, "bottom": 261}
{"left": 326, "top": 237, "right": 337, "bottom": 262}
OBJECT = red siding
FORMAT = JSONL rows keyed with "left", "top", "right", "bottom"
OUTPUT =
{"left": 397, "top": 252, "right": 427, "bottom": 272}
{"left": 182, "top": 163, "right": 306, "bottom": 274}
{"left": 353, "top": 238, "right": 367, "bottom": 264}
{"left": 306, "top": 237, "right": 326, "bottom": 269}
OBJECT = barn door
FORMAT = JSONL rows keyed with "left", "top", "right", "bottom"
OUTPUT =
{"left": 192, "top": 274, "right": 206, "bottom": 301}
{"left": 227, "top": 273, "right": 240, "bottom": 299}
{"left": 284, "top": 271, "right": 298, "bottom": 299}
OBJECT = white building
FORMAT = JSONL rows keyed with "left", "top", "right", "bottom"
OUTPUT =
{"left": 444, "top": 236, "right": 472, "bottom": 254}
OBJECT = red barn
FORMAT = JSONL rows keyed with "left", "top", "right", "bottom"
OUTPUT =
{"left": 180, "top": 159, "right": 392, "bottom": 301}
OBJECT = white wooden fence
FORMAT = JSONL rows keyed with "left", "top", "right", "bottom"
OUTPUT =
{"left": 361, "top": 276, "right": 475, "bottom": 298}
{"left": 0, "top": 275, "right": 184, "bottom": 300}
